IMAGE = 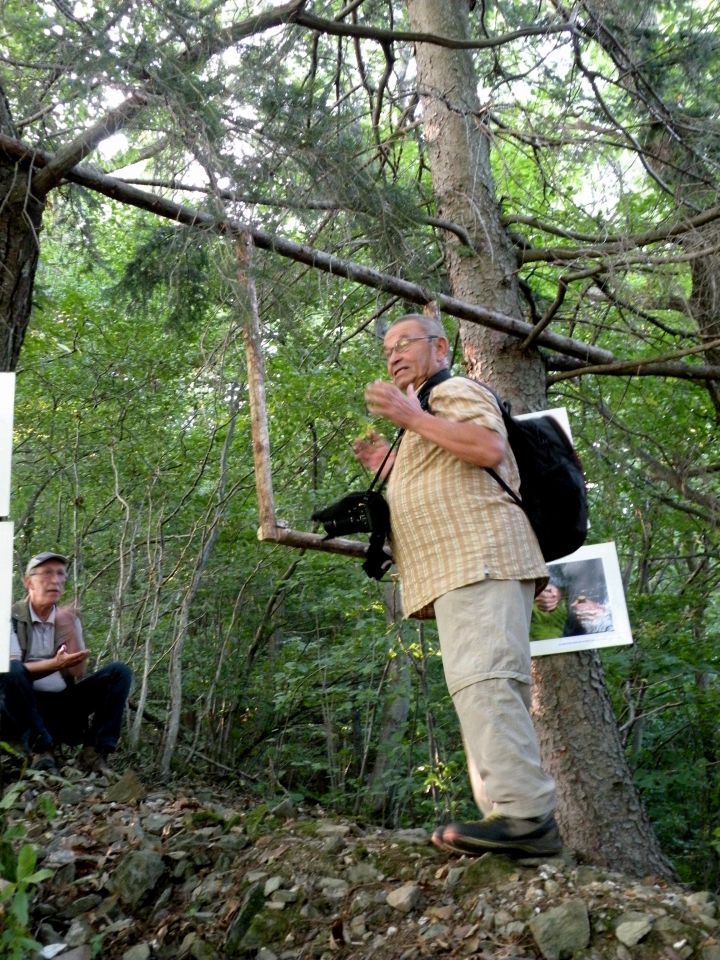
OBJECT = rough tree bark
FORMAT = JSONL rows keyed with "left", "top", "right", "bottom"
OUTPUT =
{"left": 0, "top": 141, "right": 45, "bottom": 371}
{"left": 406, "top": 0, "right": 673, "bottom": 878}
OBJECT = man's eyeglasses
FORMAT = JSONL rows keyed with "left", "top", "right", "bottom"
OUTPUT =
{"left": 29, "top": 570, "right": 67, "bottom": 581}
{"left": 383, "top": 335, "right": 438, "bottom": 359}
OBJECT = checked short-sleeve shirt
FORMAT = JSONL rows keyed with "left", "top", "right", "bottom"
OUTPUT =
{"left": 386, "top": 377, "right": 547, "bottom": 617}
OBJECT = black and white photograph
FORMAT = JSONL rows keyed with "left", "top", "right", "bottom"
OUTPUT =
{"left": 530, "top": 541, "right": 633, "bottom": 657}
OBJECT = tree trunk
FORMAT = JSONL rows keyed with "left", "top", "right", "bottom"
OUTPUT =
{"left": 0, "top": 153, "right": 44, "bottom": 371}
{"left": 407, "top": 0, "right": 672, "bottom": 878}
{"left": 533, "top": 649, "right": 673, "bottom": 876}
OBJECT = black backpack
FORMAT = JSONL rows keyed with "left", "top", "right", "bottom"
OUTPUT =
{"left": 428, "top": 372, "right": 588, "bottom": 562}
{"left": 487, "top": 397, "right": 588, "bottom": 562}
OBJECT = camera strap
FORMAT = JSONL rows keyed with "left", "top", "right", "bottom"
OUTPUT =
{"left": 367, "top": 367, "right": 452, "bottom": 494}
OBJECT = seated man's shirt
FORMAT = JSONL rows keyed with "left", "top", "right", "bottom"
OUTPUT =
{"left": 10, "top": 605, "right": 85, "bottom": 692}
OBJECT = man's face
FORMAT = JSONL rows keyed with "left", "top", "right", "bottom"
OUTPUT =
{"left": 383, "top": 320, "right": 448, "bottom": 391}
{"left": 24, "top": 560, "right": 67, "bottom": 610}
{"left": 570, "top": 595, "right": 608, "bottom": 630}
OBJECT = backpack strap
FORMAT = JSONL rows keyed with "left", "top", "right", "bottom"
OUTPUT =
{"left": 367, "top": 367, "right": 453, "bottom": 494}
{"left": 423, "top": 373, "right": 524, "bottom": 506}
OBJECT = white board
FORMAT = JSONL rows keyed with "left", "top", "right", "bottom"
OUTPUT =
{"left": 0, "top": 373, "right": 14, "bottom": 517}
{"left": 0, "top": 521, "right": 13, "bottom": 673}
{"left": 516, "top": 405, "right": 573, "bottom": 444}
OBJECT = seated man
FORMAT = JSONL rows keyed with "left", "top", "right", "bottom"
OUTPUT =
{"left": 1, "top": 551, "right": 132, "bottom": 773}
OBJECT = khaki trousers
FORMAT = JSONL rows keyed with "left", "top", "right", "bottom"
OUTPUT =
{"left": 434, "top": 579, "right": 556, "bottom": 819}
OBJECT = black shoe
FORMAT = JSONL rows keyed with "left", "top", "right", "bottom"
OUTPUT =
{"left": 30, "top": 750, "right": 58, "bottom": 773}
{"left": 435, "top": 812, "right": 561, "bottom": 858}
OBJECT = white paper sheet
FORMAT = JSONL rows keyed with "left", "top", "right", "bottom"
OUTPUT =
{"left": 0, "top": 521, "right": 13, "bottom": 673}
{"left": 0, "top": 373, "right": 14, "bottom": 517}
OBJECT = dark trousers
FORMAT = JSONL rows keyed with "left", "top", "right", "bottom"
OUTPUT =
{"left": 0, "top": 660, "right": 132, "bottom": 754}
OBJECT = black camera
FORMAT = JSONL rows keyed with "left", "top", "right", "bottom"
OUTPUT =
{"left": 312, "top": 491, "right": 392, "bottom": 581}
{"left": 311, "top": 491, "right": 389, "bottom": 540}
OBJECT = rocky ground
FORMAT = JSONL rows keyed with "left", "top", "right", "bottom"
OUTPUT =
{"left": 2, "top": 759, "right": 720, "bottom": 960}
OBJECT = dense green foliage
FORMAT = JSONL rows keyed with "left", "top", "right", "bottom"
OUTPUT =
{"left": 2, "top": 0, "right": 720, "bottom": 886}
{"left": 0, "top": 766, "right": 55, "bottom": 958}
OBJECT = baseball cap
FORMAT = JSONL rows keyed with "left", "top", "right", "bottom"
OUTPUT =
{"left": 25, "top": 552, "right": 68, "bottom": 576}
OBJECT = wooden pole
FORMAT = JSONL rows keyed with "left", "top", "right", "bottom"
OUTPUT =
{"left": 237, "top": 235, "right": 369, "bottom": 561}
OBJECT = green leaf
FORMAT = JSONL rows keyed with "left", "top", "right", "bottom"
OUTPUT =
{"left": 10, "top": 888, "right": 28, "bottom": 925}
{"left": 15, "top": 845, "right": 36, "bottom": 882}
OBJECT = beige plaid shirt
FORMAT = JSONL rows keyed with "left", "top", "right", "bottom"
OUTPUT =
{"left": 386, "top": 377, "right": 547, "bottom": 617}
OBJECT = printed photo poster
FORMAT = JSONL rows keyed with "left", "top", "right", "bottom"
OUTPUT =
{"left": 530, "top": 541, "right": 633, "bottom": 658}
{"left": 0, "top": 522, "right": 12, "bottom": 673}
{"left": 0, "top": 373, "right": 14, "bottom": 517}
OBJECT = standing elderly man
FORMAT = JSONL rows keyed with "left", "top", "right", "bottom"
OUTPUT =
{"left": 353, "top": 314, "right": 560, "bottom": 857}
{"left": 1, "top": 551, "right": 132, "bottom": 773}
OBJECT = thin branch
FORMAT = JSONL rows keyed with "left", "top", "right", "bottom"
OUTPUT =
{"left": 520, "top": 205, "right": 720, "bottom": 264}
{"left": 522, "top": 268, "right": 601, "bottom": 349}
{"left": 549, "top": 337, "right": 720, "bottom": 383}
{"left": 291, "top": 9, "right": 575, "bottom": 51}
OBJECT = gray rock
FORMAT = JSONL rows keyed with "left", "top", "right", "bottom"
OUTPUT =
{"left": 257, "top": 949, "right": 279, "bottom": 960}
{"left": 122, "top": 945, "right": 152, "bottom": 960}
{"left": 687, "top": 891, "right": 718, "bottom": 916}
{"left": 39, "top": 946, "right": 68, "bottom": 959}
{"left": 386, "top": 882, "right": 422, "bottom": 913}
{"left": 529, "top": 897, "right": 591, "bottom": 960}
{"left": 654, "top": 915, "right": 696, "bottom": 945}
{"left": 271, "top": 798, "right": 296, "bottom": 819}
{"left": 394, "top": 828, "right": 429, "bottom": 844}
{"left": 113, "top": 849, "right": 166, "bottom": 907}
{"left": 263, "top": 875, "right": 283, "bottom": 896}
{"left": 66, "top": 917, "right": 95, "bottom": 947}
{"left": 44, "top": 949, "right": 91, "bottom": 960}
{"left": 317, "top": 822, "right": 351, "bottom": 837}
{"left": 322, "top": 834, "right": 346, "bottom": 853}
{"left": 64, "top": 893, "right": 102, "bottom": 918}
{"left": 615, "top": 912, "right": 654, "bottom": 946}
{"left": 318, "top": 876, "right": 349, "bottom": 899}
{"left": 58, "top": 785, "right": 83, "bottom": 804}
{"left": 142, "top": 812, "right": 174, "bottom": 834}
{"left": 270, "top": 888, "right": 300, "bottom": 904}
{"left": 347, "top": 862, "right": 382, "bottom": 883}
{"left": 225, "top": 882, "right": 265, "bottom": 955}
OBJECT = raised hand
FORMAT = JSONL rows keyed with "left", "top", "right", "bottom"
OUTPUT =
{"left": 352, "top": 429, "right": 394, "bottom": 474}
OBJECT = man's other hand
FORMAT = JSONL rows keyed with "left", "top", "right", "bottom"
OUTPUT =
{"left": 55, "top": 644, "right": 90, "bottom": 670}
{"left": 352, "top": 429, "right": 394, "bottom": 474}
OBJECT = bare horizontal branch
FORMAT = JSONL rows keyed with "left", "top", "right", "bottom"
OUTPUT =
{"left": 259, "top": 524, "right": 369, "bottom": 560}
{"left": 3, "top": 131, "right": 720, "bottom": 383}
